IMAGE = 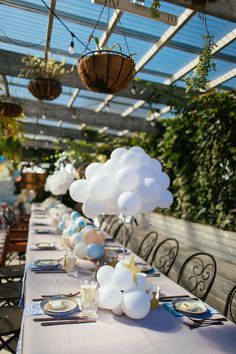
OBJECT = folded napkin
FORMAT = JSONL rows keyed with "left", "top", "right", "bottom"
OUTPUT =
{"left": 163, "top": 301, "right": 219, "bottom": 318}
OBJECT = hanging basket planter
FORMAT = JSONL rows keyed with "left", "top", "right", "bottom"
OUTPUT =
{"left": 0, "top": 102, "right": 22, "bottom": 118}
{"left": 28, "top": 78, "right": 62, "bottom": 101}
{"left": 78, "top": 51, "right": 135, "bottom": 94}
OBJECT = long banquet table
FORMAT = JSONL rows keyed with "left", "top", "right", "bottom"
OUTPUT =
{"left": 20, "top": 204, "right": 236, "bottom": 354}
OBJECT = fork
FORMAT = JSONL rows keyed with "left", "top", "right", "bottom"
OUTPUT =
{"left": 184, "top": 320, "right": 224, "bottom": 330}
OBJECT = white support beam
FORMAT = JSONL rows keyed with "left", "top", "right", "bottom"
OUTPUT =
{"left": 91, "top": 0, "right": 178, "bottom": 26}
{"left": 0, "top": 74, "right": 10, "bottom": 97}
{"left": 99, "top": 9, "right": 123, "bottom": 49}
{"left": 44, "top": 0, "right": 56, "bottom": 62}
{"left": 164, "top": 29, "right": 236, "bottom": 85}
{"left": 206, "top": 68, "right": 236, "bottom": 90}
{"left": 67, "top": 88, "right": 80, "bottom": 108}
{"left": 95, "top": 94, "right": 114, "bottom": 113}
{"left": 121, "top": 100, "right": 146, "bottom": 117}
{"left": 120, "top": 8, "right": 194, "bottom": 117}
{"left": 135, "top": 9, "right": 194, "bottom": 73}
{"left": 146, "top": 106, "right": 171, "bottom": 121}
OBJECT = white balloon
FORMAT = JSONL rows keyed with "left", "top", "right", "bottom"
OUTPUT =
{"left": 85, "top": 162, "right": 104, "bottom": 180}
{"left": 118, "top": 191, "right": 142, "bottom": 216}
{"left": 103, "top": 201, "right": 119, "bottom": 215}
{"left": 136, "top": 273, "right": 147, "bottom": 290}
{"left": 82, "top": 197, "right": 104, "bottom": 218}
{"left": 96, "top": 265, "right": 115, "bottom": 286}
{"left": 156, "top": 172, "right": 170, "bottom": 189}
{"left": 140, "top": 201, "right": 158, "bottom": 213}
{"left": 115, "top": 167, "right": 139, "bottom": 191}
{"left": 112, "top": 304, "right": 124, "bottom": 316}
{"left": 156, "top": 190, "right": 173, "bottom": 208}
{"left": 121, "top": 289, "right": 151, "bottom": 320}
{"left": 115, "top": 260, "right": 130, "bottom": 269}
{"left": 88, "top": 175, "right": 113, "bottom": 200}
{"left": 69, "top": 179, "right": 89, "bottom": 203}
{"left": 110, "top": 147, "right": 127, "bottom": 160}
{"left": 129, "top": 146, "right": 145, "bottom": 154}
{"left": 138, "top": 178, "right": 162, "bottom": 203}
{"left": 150, "top": 158, "right": 162, "bottom": 174}
{"left": 104, "top": 159, "right": 122, "bottom": 176}
{"left": 74, "top": 242, "right": 87, "bottom": 259}
{"left": 135, "top": 166, "right": 157, "bottom": 180}
{"left": 112, "top": 267, "right": 133, "bottom": 291}
{"left": 121, "top": 151, "right": 142, "bottom": 169}
{"left": 99, "top": 285, "right": 122, "bottom": 309}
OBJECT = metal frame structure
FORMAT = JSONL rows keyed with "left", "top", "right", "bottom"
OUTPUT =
{"left": 0, "top": 0, "right": 235, "bottom": 147}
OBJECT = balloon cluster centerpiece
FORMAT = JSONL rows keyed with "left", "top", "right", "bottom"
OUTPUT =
{"left": 45, "top": 169, "right": 75, "bottom": 196}
{"left": 70, "top": 146, "right": 173, "bottom": 218}
{"left": 97, "top": 257, "right": 154, "bottom": 320}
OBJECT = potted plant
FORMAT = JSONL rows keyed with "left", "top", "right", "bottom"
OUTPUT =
{"left": 0, "top": 83, "right": 22, "bottom": 118}
{"left": 78, "top": 38, "right": 135, "bottom": 94}
{"left": 20, "top": 55, "right": 68, "bottom": 101}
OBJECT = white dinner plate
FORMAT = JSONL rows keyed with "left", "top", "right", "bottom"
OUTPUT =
{"left": 34, "top": 259, "right": 60, "bottom": 269}
{"left": 172, "top": 298, "right": 208, "bottom": 315}
{"left": 34, "top": 242, "right": 57, "bottom": 250}
{"left": 40, "top": 296, "right": 79, "bottom": 317}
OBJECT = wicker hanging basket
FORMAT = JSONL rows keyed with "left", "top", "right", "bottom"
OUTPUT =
{"left": 28, "top": 78, "right": 62, "bottom": 101}
{"left": 78, "top": 51, "right": 135, "bottom": 94}
{"left": 0, "top": 102, "right": 22, "bottom": 118}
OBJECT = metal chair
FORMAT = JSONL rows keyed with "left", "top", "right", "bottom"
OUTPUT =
{"left": 0, "top": 305, "right": 23, "bottom": 353}
{"left": 177, "top": 252, "right": 217, "bottom": 301}
{"left": 137, "top": 231, "right": 158, "bottom": 262}
{"left": 106, "top": 218, "right": 123, "bottom": 237}
{"left": 151, "top": 238, "right": 179, "bottom": 276}
{"left": 223, "top": 285, "right": 236, "bottom": 323}
{"left": 115, "top": 223, "right": 134, "bottom": 246}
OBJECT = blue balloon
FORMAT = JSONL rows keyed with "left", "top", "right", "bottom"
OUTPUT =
{"left": 86, "top": 243, "right": 104, "bottom": 260}
{"left": 71, "top": 211, "right": 80, "bottom": 220}
{"left": 75, "top": 232, "right": 84, "bottom": 243}
{"left": 78, "top": 220, "right": 87, "bottom": 228}
{"left": 58, "top": 221, "right": 65, "bottom": 231}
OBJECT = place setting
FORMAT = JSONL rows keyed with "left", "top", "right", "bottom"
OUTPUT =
{"left": 29, "top": 242, "right": 61, "bottom": 251}
{"left": 30, "top": 258, "right": 66, "bottom": 274}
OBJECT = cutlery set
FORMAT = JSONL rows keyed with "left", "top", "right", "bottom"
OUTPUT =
{"left": 33, "top": 317, "right": 96, "bottom": 327}
{"left": 184, "top": 316, "right": 228, "bottom": 329}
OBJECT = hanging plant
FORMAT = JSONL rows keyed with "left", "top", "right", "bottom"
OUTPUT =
{"left": 184, "top": 33, "right": 216, "bottom": 93}
{"left": 0, "top": 115, "right": 24, "bottom": 140}
{"left": 150, "top": 0, "right": 161, "bottom": 18}
{"left": 78, "top": 37, "right": 135, "bottom": 94}
{"left": 0, "top": 101, "right": 22, "bottom": 118}
{"left": 20, "top": 55, "right": 68, "bottom": 101}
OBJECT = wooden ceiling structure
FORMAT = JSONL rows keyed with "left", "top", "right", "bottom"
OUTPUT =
{"left": 0, "top": 0, "right": 235, "bottom": 149}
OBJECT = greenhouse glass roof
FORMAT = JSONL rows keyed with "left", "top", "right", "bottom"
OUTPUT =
{"left": 0, "top": 0, "right": 235, "bottom": 146}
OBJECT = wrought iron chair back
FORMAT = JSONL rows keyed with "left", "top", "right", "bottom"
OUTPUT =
{"left": 100, "top": 215, "right": 115, "bottom": 232}
{"left": 151, "top": 238, "right": 179, "bottom": 276}
{"left": 106, "top": 218, "right": 123, "bottom": 237}
{"left": 116, "top": 223, "right": 134, "bottom": 246}
{"left": 223, "top": 285, "right": 236, "bottom": 323}
{"left": 177, "top": 252, "right": 217, "bottom": 301}
{"left": 137, "top": 231, "right": 158, "bottom": 262}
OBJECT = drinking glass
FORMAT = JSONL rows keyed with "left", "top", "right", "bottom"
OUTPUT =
{"left": 80, "top": 279, "right": 98, "bottom": 317}
{"left": 66, "top": 252, "right": 77, "bottom": 277}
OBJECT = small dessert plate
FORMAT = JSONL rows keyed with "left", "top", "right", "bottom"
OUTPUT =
{"left": 34, "top": 259, "right": 60, "bottom": 269}
{"left": 34, "top": 242, "right": 57, "bottom": 250}
{"left": 40, "top": 296, "right": 79, "bottom": 317}
{"left": 172, "top": 298, "right": 208, "bottom": 316}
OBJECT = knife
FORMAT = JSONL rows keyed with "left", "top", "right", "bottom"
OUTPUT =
{"left": 41, "top": 319, "right": 96, "bottom": 326}
{"left": 34, "top": 316, "right": 88, "bottom": 322}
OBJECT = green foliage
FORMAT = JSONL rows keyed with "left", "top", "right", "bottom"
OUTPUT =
{"left": 0, "top": 136, "right": 22, "bottom": 162}
{"left": 134, "top": 90, "right": 236, "bottom": 231}
{"left": 184, "top": 34, "right": 216, "bottom": 92}
{"left": 150, "top": 0, "right": 161, "bottom": 18}
{"left": 20, "top": 55, "right": 68, "bottom": 80}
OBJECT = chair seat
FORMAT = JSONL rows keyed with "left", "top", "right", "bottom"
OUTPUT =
{"left": 0, "top": 305, "right": 23, "bottom": 336}
{"left": 0, "top": 281, "right": 22, "bottom": 301}
{"left": 0, "top": 265, "right": 25, "bottom": 280}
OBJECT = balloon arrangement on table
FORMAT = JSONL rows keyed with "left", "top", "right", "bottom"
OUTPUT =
{"left": 45, "top": 169, "right": 75, "bottom": 196}
{"left": 69, "top": 146, "right": 173, "bottom": 218}
{"left": 57, "top": 210, "right": 106, "bottom": 259}
{"left": 97, "top": 258, "right": 155, "bottom": 320}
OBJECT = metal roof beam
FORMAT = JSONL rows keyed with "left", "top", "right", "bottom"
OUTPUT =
{"left": 164, "top": 29, "right": 236, "bottom": 85}
{"left": 120, "top": 8, "right": 194, "bottom": 117}
{"left": 13, "top": 98, "right": 153, "bottom": 133}
{"left": 92, "top": 0, "right": 178, "bottom": 26}
{"left": 164, "top": 0, "right": 236, "bottom": 23}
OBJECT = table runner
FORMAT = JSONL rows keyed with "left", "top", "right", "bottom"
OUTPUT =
{"left": 19, "top": 204, "right": 236, "bottom": 354}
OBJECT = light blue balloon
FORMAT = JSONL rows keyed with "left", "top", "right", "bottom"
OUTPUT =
{"left": 86, "top": 243, "right": 104, "bottom": 260}
{"left": 71, "top": 211, "right": 80, "bottom": 220}
{"left": 75, "top": 232, "right": 84, "bottom": 243}
{"left": 58, "top": 221, "right": 65, "bottom": 231}
{"left": 78, "top": 220, "right": 87, "bottom": 228}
